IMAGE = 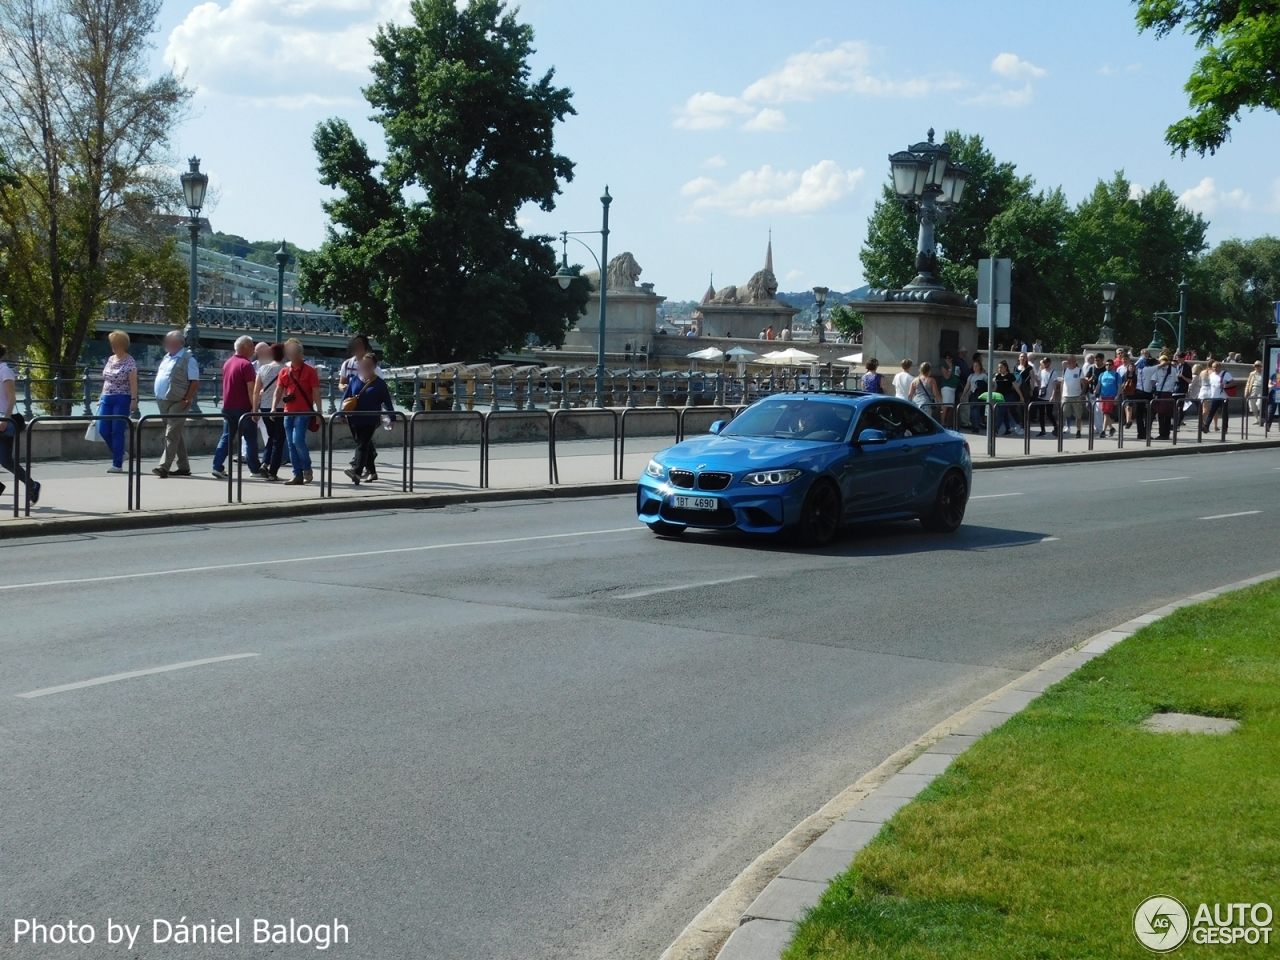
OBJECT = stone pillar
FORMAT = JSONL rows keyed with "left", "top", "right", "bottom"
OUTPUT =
{"left": 859, "top": 300, "right": 978, "bottom": 370}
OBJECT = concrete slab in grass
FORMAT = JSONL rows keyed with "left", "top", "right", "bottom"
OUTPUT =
{"left": 986, "top": 689, "right": 1041, "bottom": 715}
{"left": 742, "top": 877, "right": 826, "bottom": 923}
{"left": 925, "top": 733, "right": 981, "bottom": 755}
{"left": 717, "top": 918, "right": 795, "bottom": 960}
{"left": 952, "top": 710, "right": 1010, "bottom": 737}
{"left": 1143, "top": 712, "right": 1239, "bottom": 734}
{"left": 842, "top": 791, "right": 913, "bottom": 824}
{"left": 876, "top": 772, "right": 937, "bottom": 799}
{"left": 813, "top": 818, "right": 881, "bottom": 853}
{"left": 780, "top": 843, "right": 856, "bottom": 884}
{"left": 902, "top": 752, "right": 953, "bottom": 776}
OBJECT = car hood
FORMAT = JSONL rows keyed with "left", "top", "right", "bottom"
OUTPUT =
{"left": 656, "top": 434, "right": 844, "bottom": 470}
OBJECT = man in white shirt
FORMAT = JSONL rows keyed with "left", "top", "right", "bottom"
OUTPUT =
{"left": 893, "top": 359, "right": 915, "bottom": 399}
{"left": 1060, "top": 355, "right": 1085, "bottom": 437}
{"left": 152, "top": 330, "right": 201, "bottom": 478}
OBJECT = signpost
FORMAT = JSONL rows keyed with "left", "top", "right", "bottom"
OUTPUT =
{"left": 977, "top": 259, "right": 1011, "bottom": 456}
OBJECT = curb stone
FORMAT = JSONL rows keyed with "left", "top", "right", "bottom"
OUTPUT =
{"left": 663, "top": 568, "right": 1280, "bottom": 960}
{"left": 1, "top": 439, "right": 1276, "bottom": 540}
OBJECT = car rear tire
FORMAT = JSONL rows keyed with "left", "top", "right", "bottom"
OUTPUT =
{"left": 921, "top": 470, "right": 968, "bottom": 533}
{"left": 649, "top": 520, "right": 686, "bottom": 538}
{"left": 794, "top": 480, "right": 841, "bottom": 547}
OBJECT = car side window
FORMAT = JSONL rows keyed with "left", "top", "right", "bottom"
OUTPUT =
{"left": 902, "top": 407, "right": 938, "bottom": 437}
{"left": 858, "top": 402, "right": 909, "bottom": 440}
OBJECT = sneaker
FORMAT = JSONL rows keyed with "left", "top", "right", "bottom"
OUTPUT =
{"left": 1036, "top": 431, "right": 1046, "bottom": 437}
{"left": 343, "top": 467, "right": 360, "bottom": 482}
{"left": 262, "top": 472, "right": 279, "bottom": 482}
{"left": 365, "top": 469, "right": 378, "bottom": 482}
{"left": 171, "top": 468, "right": 191, "bottom": 476}
{"left": 106, "top": 465, "right": 123, "bottom": 474}
{"left": 211, "top": 469, "right": 229, "bottom": 479}
{"left": 29, "top": 481, "right": 40, "bottom": 505}
{"left": 152, "top": 466, "right": 169, "bottom": 478}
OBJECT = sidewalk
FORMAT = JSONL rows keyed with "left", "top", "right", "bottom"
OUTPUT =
{"left": 2, "top": 425, "right": 1276, "bottom": 533}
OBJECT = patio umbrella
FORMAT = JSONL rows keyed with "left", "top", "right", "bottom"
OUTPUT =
{"left": 759, "top": 348, "right": 819, "bottom": 365}
{"left": 836, "top": 353, "right": 863, "bottom": 364}
{"left": 686, "top": 347, "right": 726, "bottom": 361}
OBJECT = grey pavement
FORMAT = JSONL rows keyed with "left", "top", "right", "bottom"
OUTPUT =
{"left": 2, "top": 449, "right": 1279, "bottom": 959}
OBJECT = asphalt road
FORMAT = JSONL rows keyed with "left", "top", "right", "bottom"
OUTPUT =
{"left": 3, "top": 449, "right": 1278, "bottom": 959}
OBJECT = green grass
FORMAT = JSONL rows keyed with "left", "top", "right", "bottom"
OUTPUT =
{"left": 785, "top": 580, "right": 1280, "bottom": 959}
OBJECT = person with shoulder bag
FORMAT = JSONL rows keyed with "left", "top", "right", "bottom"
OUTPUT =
{"left": 273, "top": 338, "right": 320, "bottom": 485}
{"left": 340, "top": 354, "right": 394, "bottom": 485}
{"left": 0, "top": 342, "right": 39, "bottom": 504}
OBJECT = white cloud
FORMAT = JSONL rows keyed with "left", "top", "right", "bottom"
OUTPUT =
{"left": 968, "top": 53, "right": 1045, "bottom": 107}
{"left": 703, "top": 155, "right": 728, "bottom": 169}
{"left": 1177, "top": 177, "right": 1251, "bottom": 215}
{"left": 1129, "top": 183, "right": 1147, "bottom": 200}
{"left": 744, "top": 108, "right": 788, "bottom": 132}
{"left": 991, "top": 53, "right": 1047, "bottom": 81}
{"left": 1098, "top": 63, "right": 1142, "bottom": 76}
{"left": 673, "top": 40, "right": 960, "bottom": 132}
{"left": 785, "top": 269, "right": 804, "bottom": 281}
{"left": 165, "top": 0, "right": 412, "bottom": 105}
{"left": 683, "top": 160, "right": 865, "bottom": 216}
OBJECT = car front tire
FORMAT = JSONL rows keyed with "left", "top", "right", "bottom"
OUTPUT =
{"left": 921, "top": 470, "right": 968, "bottom": 533}
{"left": 794, "top": 479, "right": 841, "bottom": 547}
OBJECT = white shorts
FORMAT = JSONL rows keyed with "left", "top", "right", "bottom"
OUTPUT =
{"left": 941, "top": 387, "right": 957, "bottom": 404}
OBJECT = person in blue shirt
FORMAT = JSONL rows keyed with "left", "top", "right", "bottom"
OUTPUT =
{"left": 1097, "top": 360, "right": 1121, "bottom": 437}
{"left": 339, "top": 354, "right": 394, "bottom": 485}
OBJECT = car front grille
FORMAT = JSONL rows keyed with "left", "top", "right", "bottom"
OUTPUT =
{"left": 668, "top": 468, "right": 695, "bottom": 489}
{"left": 696, "top": 471, "right": 732, "bottom": 491}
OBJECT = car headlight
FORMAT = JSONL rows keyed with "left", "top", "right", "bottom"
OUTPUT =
{"left": 742, "top": 468, "right": 803, "bottom": 486}
{"left": 645, "top": 459, "right": 665, "bottom": 479}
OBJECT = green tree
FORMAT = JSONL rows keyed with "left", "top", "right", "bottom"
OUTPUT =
{"left": 1064, "top": 173, "right": 1208, "bottom": 351}
{"left": 298, "top": 0, "right": 589, "bottom": 363}
{"left": 984, "top": 187, "right": 1073, "bottom": 348}
{"left": 0, "top": 0, "right": 190, "bottom": 377}
{"left": 1135, "top": 0, "right": 1280, "bottom": 156}
{"left": 828, "top": 303, "right": 863, "bottom": 338}
{"left": 1196, "top": 236, "right": 1280, "bottom": 355}
{"left": 860, "top": 131, "right": 1032, "bottom": 296}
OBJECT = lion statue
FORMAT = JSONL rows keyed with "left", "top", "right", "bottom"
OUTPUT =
{"left": 713, "top": 285, "right": 739, "bottom": 304}
{"left": 741, "top": 268, "right": 779, "bottom": 304}
{"left": 606, "top": 252, "right": 642, "bottom": 290}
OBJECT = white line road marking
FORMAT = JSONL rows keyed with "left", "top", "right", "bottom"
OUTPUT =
{"left": 613, "top": 575, "right": 760, "bottom": 600}
{"left": 970, "top": 493, "right": 1024, "bottom": 500}
{"left": 16, "top": 654, "right": 260, "bottom": 699}
{"left": 0, "top": 527, "right": 643, "bottom": 593}
{"left": 1199, "top": 511, "right": 1262, "bottom": 521}
{"left": 1140, "top": 477, "right": 1190, "bottom": 483}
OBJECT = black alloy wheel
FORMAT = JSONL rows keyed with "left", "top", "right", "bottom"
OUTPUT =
{"left": 796, "top": 480, "right": 841, "bottom": 547}
{"left": 922, "top": 470, "right": 968, "bottom": 533}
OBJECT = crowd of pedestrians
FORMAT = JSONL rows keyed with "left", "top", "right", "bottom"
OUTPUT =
{"left": 864, "top": 346, "right": 1277, "bottom": 440}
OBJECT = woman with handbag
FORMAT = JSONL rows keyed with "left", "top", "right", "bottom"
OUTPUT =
{"left": 340, "top": 354, "right": 394, "bottom": 485}
{"left": 272, "top": 338, "right": 320, "bottom": 486}
{"left": 0, "top": 343, "right": 39, "bottom": 504}
{"left": 97, "top": 330, "right": 138, "bottom": 474}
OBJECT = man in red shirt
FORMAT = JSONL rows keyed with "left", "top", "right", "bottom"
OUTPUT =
{"left": 212, "top": 335, "right": 262, "bottom": 478}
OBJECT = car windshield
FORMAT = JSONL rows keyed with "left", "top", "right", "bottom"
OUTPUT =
{"left": 721, "top": 398, "right": 854, "bottom": 442}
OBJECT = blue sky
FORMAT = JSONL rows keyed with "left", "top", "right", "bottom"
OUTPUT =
{"left": 154, "top": 0, "right": 1280, "bottom": 300}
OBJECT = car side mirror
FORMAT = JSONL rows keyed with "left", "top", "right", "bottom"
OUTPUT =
{"left": 709, "top": 419, "right": 727, "bottom": 434}
{"left": 856, "top": 428, "right": 888, "bottom": 446}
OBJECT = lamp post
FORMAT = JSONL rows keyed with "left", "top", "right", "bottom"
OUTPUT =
{"left": 555, "top": 187, "right": 612, "bottom": 408}
{"left": 1099, "top": 282, "right": 1117, "bottom": 345}
{"left": 179, "top": 157, "right": 209, "bottom": 348}
{"left": 1149, "top": 279, "right": 1190, "bottom": 355}
{"left": 888, "top": 130, "right": 970, "bottom": 289}
{"left": 811, "top": 286, "right": 829, "bottom": 344}
{"left": 274, "top": 240, "right": 291, "bottom": 344}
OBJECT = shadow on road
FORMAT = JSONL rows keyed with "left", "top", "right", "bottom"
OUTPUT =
{"left": 673, "top": 522, "right": 1052, "bottom": 557}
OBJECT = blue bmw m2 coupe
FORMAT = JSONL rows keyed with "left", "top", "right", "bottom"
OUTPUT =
{"left": 636, "top": 392, "right": 972, "bottom": 545}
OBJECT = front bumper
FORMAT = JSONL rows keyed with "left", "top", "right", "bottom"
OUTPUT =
{"left": 636, "top": 478, "right": 790, "bottom": 532}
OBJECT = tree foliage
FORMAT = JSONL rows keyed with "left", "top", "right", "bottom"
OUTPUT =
{"left": 1135, "top": 0, "right": 1280, "bottom": 156}
{"left": 0, "top": 0, "right": 190, "bottom": 371}
{"left": 297, "top": 0, "right": 589, "bottom": 363}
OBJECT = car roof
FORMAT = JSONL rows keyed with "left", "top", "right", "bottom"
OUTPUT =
{"left": 760, "top": 390, "right": 877, "bottom": 406}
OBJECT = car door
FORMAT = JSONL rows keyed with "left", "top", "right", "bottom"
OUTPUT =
{"left": 897, "top": 404, "right": 944, "bottom": 507}
{"left": 839, "top": 401, "right": 914, "bottom": 517}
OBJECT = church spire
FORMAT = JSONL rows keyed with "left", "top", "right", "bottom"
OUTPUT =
{"left": 765, "top": 230, "right": 773, "bottom": 274}
{"left": 701, "top": 273, "right": 715, "bottom": 305}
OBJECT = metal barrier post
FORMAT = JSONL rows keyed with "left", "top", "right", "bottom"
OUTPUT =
{"left": 550, "top": 407, "right": 617, "bottom": 484}
{"left": 23, "top": 414, "right": 136, "bottom": 516}
{"left": 406, "top": 410, "right": 484, "bottom": 492}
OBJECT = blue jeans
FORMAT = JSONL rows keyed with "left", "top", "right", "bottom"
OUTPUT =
{"left": 285, "top": 414, "right": 312, "bottom": 477}
{"left": 98, "top": 393, "right": 132, "bottom": 468}
{"left": 995, "top": 403, "right": 1017, "bottom": 433}
{"left": 213, "top": 410, "right": 260, "bottom": 473}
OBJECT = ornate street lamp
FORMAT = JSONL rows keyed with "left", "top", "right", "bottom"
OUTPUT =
{"left": 811, "top": 286, "right": 829, "bottom": 344}
{"left": 553, "top": 186, "right": 612, "bottom": 408}
{"left": 274, "top": 240, "right": 292, "bottom": 344}
{"left": 179, "top": 157, "right": 209, "bottom": 348}
{"left": 1098, "top": 282, "right": 1117, "bottom": 345}
{"left": 889, "top": 129, "right": 969, "bottom": 290}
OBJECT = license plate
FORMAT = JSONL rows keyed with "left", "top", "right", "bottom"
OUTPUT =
{"left": 672, "top": 495, "right": 718, "bottom": 511}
